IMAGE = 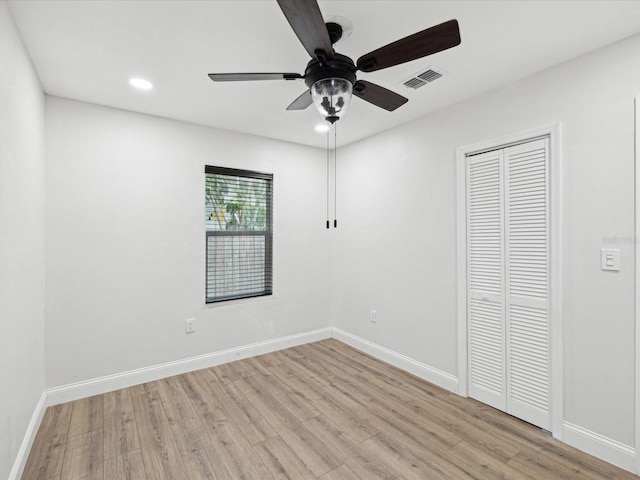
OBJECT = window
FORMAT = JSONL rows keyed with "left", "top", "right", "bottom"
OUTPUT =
{"left": 205, "top": 166, "right": 273, "bottom": 303}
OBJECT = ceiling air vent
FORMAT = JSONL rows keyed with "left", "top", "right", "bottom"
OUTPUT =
{"left": 402, "top": 67, "right": 444, "bottom": 90}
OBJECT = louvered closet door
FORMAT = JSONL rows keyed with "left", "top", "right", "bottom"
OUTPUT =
{"left": 466, "top": 149, "right": 506, "bottom": 411}
{"left": 505, "top": 138, "right": 550, "bottom": 430}
{"left": 466, "top": 138, "right": 550, "bottom": 431}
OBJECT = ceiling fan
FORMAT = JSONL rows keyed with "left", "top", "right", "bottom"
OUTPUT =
{"left": 208, "top": 0, "right": 461, "bottom": 123}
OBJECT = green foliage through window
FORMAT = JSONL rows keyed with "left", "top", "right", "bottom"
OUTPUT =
{"left": 206, "top": 174, "right": 268, "bottom": 231}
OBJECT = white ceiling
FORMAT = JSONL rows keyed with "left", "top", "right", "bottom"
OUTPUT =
{"left": 8, "top": 0, "right": 640, "bottom": 149}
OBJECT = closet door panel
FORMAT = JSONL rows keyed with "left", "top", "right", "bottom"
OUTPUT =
{"left": 466, "top": 150, "right": 506, "bottom": 410}
{"left": 505, "top": 138, "right": 551, "bottom": 430}
{"left": 508, "top": 303, "right": 550, "bottom": 428}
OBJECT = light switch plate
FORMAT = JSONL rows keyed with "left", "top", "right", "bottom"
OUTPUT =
{"left": 185, "top": 318, "right": 196, "bottom": 333}
{"left": 601, "top": 248, "right": 620, "bottom": 271}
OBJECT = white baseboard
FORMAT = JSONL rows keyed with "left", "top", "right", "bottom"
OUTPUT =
{"left": 563, "top": 422, "right": 636, "bottom": 474}
{"left": 9, "top": 391, "right": 48, "bottom": 480}
{"left": 47, "top": 327, "right": 460, "bottom": 406}
{"left": 46, "top": 327, "right": 333, "bottom": 406}
{"left": 331, "top": 328, "right": 459, "bottom": 393}
{"left": 331, "top": 330, "right": 639, "bottom": 475}
{"left": 18, "top": 328, "right": 640, "bottom": 478}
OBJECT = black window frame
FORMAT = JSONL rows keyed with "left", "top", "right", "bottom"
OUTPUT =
{"left": 205, "top": 165, "right": 273, "bottom": 304}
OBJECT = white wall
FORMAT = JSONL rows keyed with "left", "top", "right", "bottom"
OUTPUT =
{"left": 45, "top": 97, "right": 332, "bottom": 388}
{"left": 13, "top": 13, "right": 640, "bottom": 472}
{"left": 333, "top": 33, "right": 640, "bottom": 448}
{"left": 0, "top": 1, "right": 46, "bottom": 478}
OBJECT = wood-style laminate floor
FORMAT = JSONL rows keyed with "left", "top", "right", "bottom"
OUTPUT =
{"left": 22, "top": 339, "right": 638, "bottom": 479}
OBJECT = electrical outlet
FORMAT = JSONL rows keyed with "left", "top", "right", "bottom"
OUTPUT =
{"left": 185, "top": 318, "right": 196, "bottom": 334}
{"left": 370, "top": 310, "right": 377, "bottom": 323}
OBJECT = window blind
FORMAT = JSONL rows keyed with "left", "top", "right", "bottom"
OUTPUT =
{"left": 205, "top": 166, "right": 273, "bottom": 303}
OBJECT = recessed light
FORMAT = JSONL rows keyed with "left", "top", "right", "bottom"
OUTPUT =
{"left": 129, "top": 78, "right": 154, "bottom": 90}
{"left": 315, "top": 124, "right": 330, "bottom": 133}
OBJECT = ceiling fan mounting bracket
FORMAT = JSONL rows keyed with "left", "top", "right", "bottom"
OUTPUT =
{"left": 326, "top": 22, "right": 343, "bottom": 45}
{"left": 304, "top": 54, "right": 357, "bottom": 88}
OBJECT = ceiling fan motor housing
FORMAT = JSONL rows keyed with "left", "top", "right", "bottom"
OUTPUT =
{"left": 303, "top": 54, "right": 357, "bottom": 88}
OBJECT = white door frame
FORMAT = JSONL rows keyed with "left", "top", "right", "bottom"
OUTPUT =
{"left": 456, "top": 123, "right": 563, "bottom": 439}
{"left": 634, "top": 96, "right": 640, "bottom": 474}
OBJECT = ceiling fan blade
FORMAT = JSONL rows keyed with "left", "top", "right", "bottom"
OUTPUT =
{"left": 277, "top": 0, "right": 334, "bottom": 59}
{"left": 208, "top": 73, "right": 302, "bottom": 82}
{"left": 286, "top": 90, "right": 313, "bottom": 110}
{"left": 353, "top": 80, "right": 408, "bottom": 111}
{"left": 357, "top": 19, "right": 461, "bottom": 73}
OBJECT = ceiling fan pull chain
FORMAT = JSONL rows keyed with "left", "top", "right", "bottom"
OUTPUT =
{"left": 326, "top": 129, "right": 330, "bottom": 229}
{"left": 334, "top": 122, "right": 338, "bottom": 229}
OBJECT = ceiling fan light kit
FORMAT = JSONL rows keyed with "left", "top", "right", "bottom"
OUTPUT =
{"left": 208, "top": 0, "right": 461, "bottom": 123}
{"left": 311, "top": 78, "right": 351, "bottom": 124}
{"left": 304, "top": 49, "right": 356, "bottom": 123}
